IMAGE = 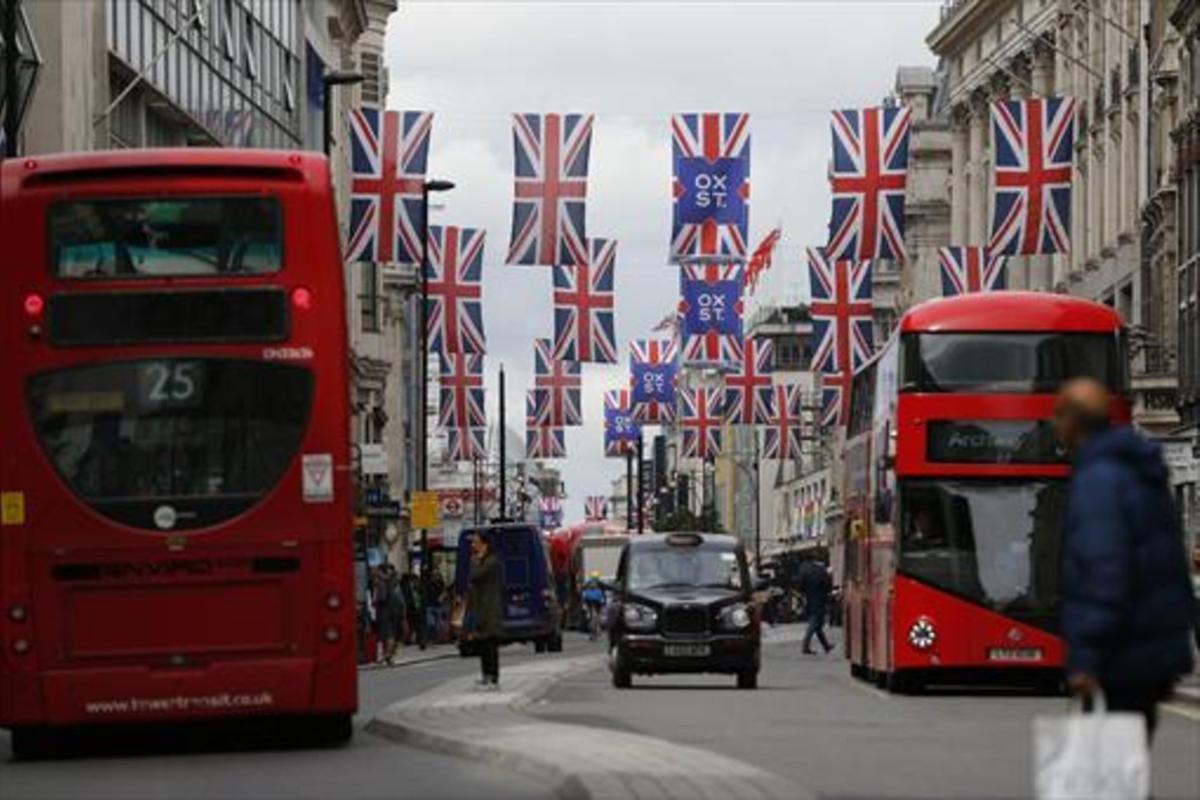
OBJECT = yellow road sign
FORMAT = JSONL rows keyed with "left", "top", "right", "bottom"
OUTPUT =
{"left": 410, "top": 491, "right": 441, "bottom": 529}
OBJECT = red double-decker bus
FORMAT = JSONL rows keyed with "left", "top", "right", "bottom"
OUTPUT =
{"left": 839, "top": 292, "right": 1129, "bottom": 693}
{"left": 0, "top": 150, "right": 356, "bottom": 753}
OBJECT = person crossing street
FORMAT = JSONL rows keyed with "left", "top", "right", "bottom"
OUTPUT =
{"left": 800, "top": 561, "right": 834, "bottom": 655}
{"left": 465, "top": 531, "right": 504, "bottom": 689}
{"left": 1053, "top": 378, "right": 1195, "bottom": 740}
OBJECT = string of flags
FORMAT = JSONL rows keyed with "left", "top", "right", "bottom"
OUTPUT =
{"left": 347, "top": 93, "right": 1079, "bottom": 489}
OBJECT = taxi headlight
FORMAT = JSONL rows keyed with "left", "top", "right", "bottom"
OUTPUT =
{"left": 720, "top": 604, "right": 752, "bottom": 630}
{"left": 622, "top": 604, "right": 658, "bottom": 631}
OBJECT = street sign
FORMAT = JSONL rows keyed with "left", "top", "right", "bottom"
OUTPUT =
{"left": 360, "top": 443, "right": 389, "bottom": 476}
{"left": 366, "top": 501, "right": 402, "bottom": 518}
{"left": 410, "top": 491, "right": 440, "bottom": 529}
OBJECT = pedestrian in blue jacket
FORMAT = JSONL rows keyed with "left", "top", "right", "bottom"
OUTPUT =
{"left": 1053, "top": 378, "right": 1194, "bottom": 738}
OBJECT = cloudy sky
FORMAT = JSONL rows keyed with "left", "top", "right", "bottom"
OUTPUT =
{"left": 384, "top": 0, "right": 941, "bottom": 521}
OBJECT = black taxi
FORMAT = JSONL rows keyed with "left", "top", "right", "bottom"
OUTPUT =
{"left": 607, "top": 532, "right": 761, "bottom": 689}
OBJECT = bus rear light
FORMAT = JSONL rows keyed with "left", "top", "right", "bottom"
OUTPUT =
{"left": 325, "top": 592, "right": 342, "bottom": 611}
{"left": 291, "top": 286, "right": 313, "bottom": 310}
{"left": 8, "top": 604, "right": 28, "bottom": 622}
{"left": 11, "top": 638, "right": 30, "bottom": 655}
{"left": 23, "top": 293, "right": 44, "bottom": 317}
{"left": 323, "top": 626, "right": 341, "bottom": 643}
{"left": 907, "top": 617, "right": 937, "bottom": 651}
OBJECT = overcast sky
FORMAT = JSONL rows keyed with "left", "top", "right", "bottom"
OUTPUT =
{"left": 384, "top": 0, "right": 941, "bottom": 522}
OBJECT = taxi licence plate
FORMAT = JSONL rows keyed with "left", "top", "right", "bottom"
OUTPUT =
{"left": 987, "top": 647, "right": 1043, "bottom": 662}
{"left": 663, "top": 643, "right": 710, "bottom": 657}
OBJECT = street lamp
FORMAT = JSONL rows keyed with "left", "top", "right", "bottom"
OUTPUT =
{"left": 321, "top": 70, "right": 363, "bottom": 156}
{"left": 417, "top": 178, "right": 455, "bottom": 581}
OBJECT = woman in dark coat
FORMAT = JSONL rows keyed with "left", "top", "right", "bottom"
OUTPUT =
{"left": 467, "top": 532, "right": 504, "bottom": 688}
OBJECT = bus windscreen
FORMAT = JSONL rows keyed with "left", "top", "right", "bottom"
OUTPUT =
{"left": 898, "top": 480, "right": 1067, "bottom": 630}
{"left": 900, "top": 332, "right": 1122, "bottom": 393}
{"left": 49, "top": 196, "right": 282, "bottom": 278}
{"left": 28, "top": 359, "right": 312, "bottom": 531}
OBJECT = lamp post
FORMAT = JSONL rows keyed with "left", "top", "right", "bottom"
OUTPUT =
{"left": 321, "top": 71, "right": 363, "bottom": 156}
{"left": 417, "top": 178, "right": 456, "bottom": 580}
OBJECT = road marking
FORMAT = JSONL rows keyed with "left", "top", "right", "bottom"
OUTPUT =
{"left": 1161, "top": 702, "right": 1200, "bottom": 722}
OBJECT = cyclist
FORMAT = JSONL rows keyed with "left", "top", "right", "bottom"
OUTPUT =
{"left": 581, "top": 572, "right": 606, "bottom": 641}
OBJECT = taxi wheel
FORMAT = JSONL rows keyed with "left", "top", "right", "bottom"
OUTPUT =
{"left": 737, "top": 669, "right": 758, "bottom": 690}
{"left": 548, "top": 634, "right": 564, "bottom": 653}
{"left": 612, "top": 666, "right": 632, "bottom": 689}
{"left": 535, "top": 640, "right": 547, "bottom": 653}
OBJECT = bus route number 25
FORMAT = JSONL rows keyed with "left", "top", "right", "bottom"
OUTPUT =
{"left": 141, "top": 362, "right": 203, "bottom": 407}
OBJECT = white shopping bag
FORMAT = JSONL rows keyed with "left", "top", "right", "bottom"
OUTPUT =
{"left": 1033, "top": 693, "right": 1149, "bottom": 800}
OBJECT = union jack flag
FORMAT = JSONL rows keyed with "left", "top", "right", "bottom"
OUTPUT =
{"left": 671, "top": 112, "right": 751, "bottom": 261}
{"left": 508, "top": 113, "right": 594, "bottom": 266}
{"left": 679, "top": 264, "right": 744, "bottom": 367}
{"left": 629, "top": 339, "right": 678, "bottom": 424}
{"left": 526, "top": 388, "right": 550, "bottom": 428}
{"left": 526, "top": 426, "right": 566, "bottom": 460}
{"left": 819, "top": 372, "right": 850, "bottom": 428}
{"left": 347, "top": 109, "right": 433, "bottom": 264}
{"left": 425, "top": 225, "right": 486, "bottom": 356}
{"left": 604, "top": 389, "right": 639, "bottom": 457}
{"left": 827, "top": 106, "right": 911, "bottom": 262}
{"left": 807, "top": 248, "right": 874, "bottom": 376}
{"left": 762, "top": 383, "right": 805, "bottom": 460}
{"left": 539, "top": 496, "right": 564, "bottom": 529}
{"left": 438, "top": 353, "right": 485, "bottom": 429}
{"left": 989, "top": 97, "right": 1076, "bottom": 256}
{"left": 534, "top": 339, "right": 582, "bottom": 426}
{"left": 585, "top": 496, "right": 608, "bottom": 521}
{"left": 679, "top": 387, "right": 725, "bottom": 461}
{"left": 553, "top": 238, "right": 617, "bottom": 363}
{"left": 723, "top": 337, "right": 774, "bottom": 425}
{"left": 938, "top": 246, "right": 1007, "bottom": 296}
{"left": 446, "top": 426, "right": 486, "bottom": 462}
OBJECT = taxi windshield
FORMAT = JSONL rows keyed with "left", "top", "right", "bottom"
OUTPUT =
{"left": 627, "top": 546, "right": 744, "bottom": 591}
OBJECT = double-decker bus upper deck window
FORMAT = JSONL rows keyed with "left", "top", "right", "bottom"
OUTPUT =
{"left": 49, "top": 196, "right": 282, "bottom": 278}
{"left": 27, "top": 359, "right": 312, "bottom": 531}
{"left": 900, "top": 332, "right": 1120, "bottom": 393}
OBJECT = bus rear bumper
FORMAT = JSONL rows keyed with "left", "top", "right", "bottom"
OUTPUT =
{"left": 2, "top": 656, "right": 355, "bottom": 727}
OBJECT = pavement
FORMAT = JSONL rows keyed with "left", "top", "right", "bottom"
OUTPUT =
{"left": 357, "top": 641, "right": 461, "bottom": 671}
{"left": 368, "top": 654, "right": 806, "bottom": 800}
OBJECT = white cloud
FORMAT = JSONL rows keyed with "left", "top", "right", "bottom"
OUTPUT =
{"left": 386, "top": 0, "right": 940, "bottom": 521}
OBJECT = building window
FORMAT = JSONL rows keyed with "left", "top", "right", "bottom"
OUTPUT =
{"left": 361, "top": 262, "right": 380, "bottom": 333}
{"left": 361, "top": 51, "right": 381, "bottom": 106}
{"left": 776, "top": 337, "right": 805, "bottom": 370}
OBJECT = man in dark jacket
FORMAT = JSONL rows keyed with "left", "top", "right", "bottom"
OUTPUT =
{"left": 466, "top": 532, "right": 504, "bottom": 689}
{"left": 1054, "top": 378, "right": 1194, "bottom": 737}
{"left": 800, "top": 561, "right": 834, "bottom": 655}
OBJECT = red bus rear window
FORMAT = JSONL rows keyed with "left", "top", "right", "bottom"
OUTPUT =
{"left": 48, "top": 196, "right": 282, "bottom": 278}
{"left": 27, "top": 359, "right": 312, "bottom": 531}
